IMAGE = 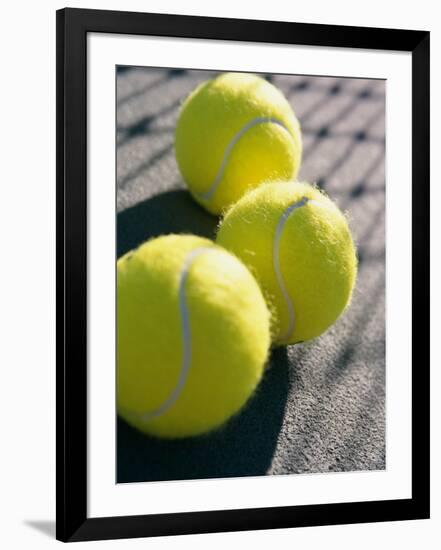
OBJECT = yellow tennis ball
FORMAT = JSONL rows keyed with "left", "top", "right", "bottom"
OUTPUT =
{"left": 175, "top": 73, "right": 302, "bottom": 215}
{"left": 217, "top": 182, "right": 358, "bottom": 345}
{"left": 117, "top": 234, "right": 270, "bottom": 438}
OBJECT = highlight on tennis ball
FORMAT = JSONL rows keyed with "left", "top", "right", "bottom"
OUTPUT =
{"left": 175, "top": 72, "right": 302, "bottom": 215}
{"left": 117, "top": 234, "right": 271, "bottom": 439}
{"left": 217, "top": 181, "right": 358, "bottom": 345}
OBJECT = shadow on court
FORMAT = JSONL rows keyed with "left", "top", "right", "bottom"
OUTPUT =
{"left": 117, "top": 189, "right": 218, "bottom": 257}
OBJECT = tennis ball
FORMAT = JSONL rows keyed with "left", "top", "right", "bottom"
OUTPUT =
{"left": 175, "top": 72, "right": 302, "bottom": 215}
{"left": 217, "top": 182, "right": 357, "bottom": 345}
{"left": 117, "top": 234, "right": 270, "bottom": 438}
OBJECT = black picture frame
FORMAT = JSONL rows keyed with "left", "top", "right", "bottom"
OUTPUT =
{"left": 56, "top": 7, "right": 430, "bottom": 542}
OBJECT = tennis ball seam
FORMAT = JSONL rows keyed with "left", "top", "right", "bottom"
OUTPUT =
{"left": 273, "top": 195, "right": 323, "bottom": 343}
{"left": 137, "top": 246, "right": 215, "bottom": 422}
{"left": 196, "top": 116, "right": 293, "bottom": 203}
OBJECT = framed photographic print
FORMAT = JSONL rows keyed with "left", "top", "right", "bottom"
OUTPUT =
{"left": 56, "top": 7, "right": 430, "bottom": 542}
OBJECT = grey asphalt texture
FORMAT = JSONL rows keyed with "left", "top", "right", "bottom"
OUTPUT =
{"left": 116, "top": 68, "right": 386, "bottom": 483}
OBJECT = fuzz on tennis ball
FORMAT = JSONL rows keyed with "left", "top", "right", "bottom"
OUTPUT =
{"left": 175, "top": 72, "right": 302, "bottom": 215}
{"left": 217, "top": 181, "right": 358, "bottom": 345}
{"left": 117, "top": 234, "right": 270, "bottom": 439}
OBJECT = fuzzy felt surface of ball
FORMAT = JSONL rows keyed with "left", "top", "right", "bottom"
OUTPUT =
{"left": 175, "top": 73, "right": 302, "bottom": 215}
{"left": 117, "top": 234, "right": 271, "bottom": 438}
{"left": 216, "top": 182, "right": 358, "bottom": 345}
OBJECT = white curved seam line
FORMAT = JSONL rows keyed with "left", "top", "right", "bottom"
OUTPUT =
{"left": 273, "top": 196, "right": 309, "bottom": 343}
{"left": 140, "top": 246, "right": 214, "bottom": 421}
{"left": 196, "top": 117, "right": 291, "bottom": 202}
